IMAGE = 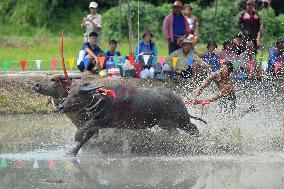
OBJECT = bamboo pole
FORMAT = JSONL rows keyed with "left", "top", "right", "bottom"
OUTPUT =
{"left": 126, "top": 0, "right": 133, "bottom": 54}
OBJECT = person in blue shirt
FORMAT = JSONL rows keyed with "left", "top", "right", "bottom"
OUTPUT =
{"left": 105, "top": 39, "right": 121, "bottom": 58}
{"left": 134, "top": 30, "right": 158, "bottom": 68}
{"left": 267, "top": 37, "right": 284, "bottom": 74}
{"left": 77, "top": 31, "right": 104, "bottom": 72}
{"left": 200, "top": 40, "right": 220, "bottom": 73}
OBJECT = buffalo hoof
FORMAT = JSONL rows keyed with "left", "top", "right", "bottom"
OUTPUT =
{"left": 186, "top": 126, "right": 200, "bottom": 137}
{"left": 66, "top": 148, "right": 79, "bottom": 157}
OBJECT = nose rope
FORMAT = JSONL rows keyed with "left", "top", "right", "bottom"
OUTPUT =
{"left": 184, "top": 99, "right": 211, "bottom": 118}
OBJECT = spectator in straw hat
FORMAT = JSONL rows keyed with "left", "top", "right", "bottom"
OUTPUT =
{"left": 164, "top": 35, "right": 210, "bottom": 81}
{"left": 81, "top": 2, "right": 102, "bottom": 45}
{"left": 163, "top": 1, "right": 190, "bottom": 55}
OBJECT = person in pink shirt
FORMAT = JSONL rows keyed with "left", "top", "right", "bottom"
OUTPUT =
{"left": 163, "top": 1, "right": 190, "bottom": 55}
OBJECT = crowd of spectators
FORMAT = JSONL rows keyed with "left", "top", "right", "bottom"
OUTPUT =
{"left": 77, "top": 0, "right": 284, "bottom": 81}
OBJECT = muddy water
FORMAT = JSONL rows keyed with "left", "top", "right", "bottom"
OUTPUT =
{"left": 0, "top": 80, "right": 284, "bottom": 188}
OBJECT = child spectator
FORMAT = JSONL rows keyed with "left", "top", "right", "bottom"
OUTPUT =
{"left": 233, "top": 33, "right": 246, "bottom": 55}
{"left": 218, "top": 39, "right": 239, "bottom": 63}
{"left": 267, "top": 37, "right": 284, "bottom": 74}
{"left": 239, "top": 41, "right": 260, "bottom": 78}
{"left": 200, "top": 40, "right": 220, "bottom": 73}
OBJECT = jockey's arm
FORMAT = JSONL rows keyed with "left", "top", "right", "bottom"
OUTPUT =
{"left": 193, "top": 74, "right": 214, "bottom": 99}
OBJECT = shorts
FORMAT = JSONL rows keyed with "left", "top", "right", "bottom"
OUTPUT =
{"left": 77, "top": 61, "right": 85, "bottom": 72}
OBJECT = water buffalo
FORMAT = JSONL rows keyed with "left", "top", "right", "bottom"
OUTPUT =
{"left": 58, "top": 83, "right": 206, "bottom": 156}
{"left": 32, "top": 75, "right": 87, "bottom": 128}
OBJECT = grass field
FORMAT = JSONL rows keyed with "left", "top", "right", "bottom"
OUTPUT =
{"left": 0, "top": 35, "right": 269, "bottom": 73}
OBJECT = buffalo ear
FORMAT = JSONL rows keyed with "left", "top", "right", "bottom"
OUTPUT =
{"left": 79, "top": 85, "right": 102, "bottom": 92}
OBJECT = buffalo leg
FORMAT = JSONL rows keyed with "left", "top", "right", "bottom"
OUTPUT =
{"left": 71, "top": 117, "right": 110, "bottom": 156}
{"left": 69, "top": 130, "right": 98, "bottom": 156}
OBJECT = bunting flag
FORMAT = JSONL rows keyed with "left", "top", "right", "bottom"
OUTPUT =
{"left": 2, "top": 61, "right": 10, "bottom": 72}
{"left": 0, "top": 159, "right": 8, "bottom": 168}
{"left": 114, "top": 56, "right": 119, "bottom": 67}
{"left": 248, "top": 60, "right": 254, "bottom": 72}
{"left": 143, "top": 55, "right": 150, "bottom": 65}
{"left": 17, "top": 160, "right": 25, "bottom": 169}
{"left": 20, "top": 60, "right": 27, "bottom": 72}
{"left": 67, "top": 58, "right": 75, "bottom": 70}
{"left": 233, "top": 60, "right": 239, "bottom": 71}
{"left": 33, "top": 160, "right": 39, "bottom": 169}
{"left": 48, "top": 160, "right": 56, "bottom": 170}
{"left": 172, "top": 57, "right": 178, "bottom": 69}
{"left": 158, "top": 56, "right": 164, "bottom": 66}
{"left": 128, "top": 54, "right": 135, "bottom": 65}
{"left": 98, "top": 56, "right": 106, "bottom": 69}
{"left": 35, "top": 60, "right": 41, "bottom": 70}
{"left": 261, "top": 61, "right": 268, "bottom": 71}
{"left": 51, "top": 59, "right": 57, "bottom": 70}
{"left": 83, "top": 58, "right": 89, "bottom": 69}
{"left": 274, "top": 61, "right": 280, "bottom": 73}
{"left": 64, "top": 161, "right": 73, "bottom": 170}
{"left": 120, "top": 56, "right": 126, "bottom": 63}
{"left": 188, "top": 57, "right": 194, "bottom": 66}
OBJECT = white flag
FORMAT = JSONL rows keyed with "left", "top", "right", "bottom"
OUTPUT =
{"left": 35, "top": 60, "right": 41, "bottom": 70}
{"left": 33, "top": 160, "right": 39, "bottom": 169}
{"left": 143, "top": 55, "right": 151, "bottom": 65}
{"left": 262, "top": 61, "right": 268, "bottom": 71}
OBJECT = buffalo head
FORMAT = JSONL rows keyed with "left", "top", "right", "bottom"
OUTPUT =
{"left": 58, "top": 83, "right": 102, "bottom": 113}
{"left": 32, "top": 74, "right": 81, "bottom": 100}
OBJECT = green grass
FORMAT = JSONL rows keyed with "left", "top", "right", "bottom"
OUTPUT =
{"left": 0, "top": 36, "right": 170, "bottom": 72}
{"left": 0, "top": 35, "right": 269, "bottom": 72}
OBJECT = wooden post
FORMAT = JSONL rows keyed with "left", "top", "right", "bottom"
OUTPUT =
{"left": 118, "top": 0, "right": 122, "bottom": 40}
{"left": 126, "top": 0, "right": 133, "bottom": 54}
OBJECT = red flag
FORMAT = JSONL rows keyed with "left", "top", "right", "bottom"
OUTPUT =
{"left": 51, "top": 59, "right": 57, "bottom": 70}
{"left": 98, "top": 56, "right": 106, "bottom": 69}
{"left": 128, "top": 53, "right": 135, "bottom": 65}
{"left": 17, "top": 160, "right": 25, "bottom": 169}
{"left": 274, "top": 61, "right": 280, "bottom": 73}
{"left": 248, "top": 60, "right": 254, "bottom": 72}
{"left": 20, "top": 60, "right": 26, "bottom": 71}
{"left": 48, "top": 160, "right": 56, "bottom": 170}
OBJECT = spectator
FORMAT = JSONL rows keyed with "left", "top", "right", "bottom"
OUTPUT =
{"left": 164, "top": 35, "right": 210, "bottom": 81}
{"left": 76, "top": 32, "right": 104, "bottom": 73}
{"left": 267, "top": 37, "right": 284, "bottom": 74}
{"left": 238, "top": 0, "right": 261, "bottom": 53}
{"left": 239, "top": 41, "right": 260, "bottom": 78}
{"left": 218, "top": 39, "right": 239, "bottom": 63}
{"left": 200, "top": 40, "right": 220, "bottom": 72}
{"left": 81, "top": 2, "right": 102, "bottom": 45}
{"left": 233, "top": 33, "right": 246, "bottom": 55}
{"left": 184, "top": 4, "right": 200, "bottom": 45}
{"left": 163, "top": 1, "right": 190, "bottom": 55}
{"left": 105, "top": 40, "right": 121, "bottom": 59}
{"left": 134, "top": 30, "right": 158, "bottom": 68}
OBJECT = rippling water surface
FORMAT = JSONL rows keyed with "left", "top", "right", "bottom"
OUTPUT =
{"left": 0, "top": 80, "right": 283, "bottom": 188}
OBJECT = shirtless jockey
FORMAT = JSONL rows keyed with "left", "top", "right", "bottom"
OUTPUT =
{"left": 192, "top": 61, "right": 236, "bottom": 112}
